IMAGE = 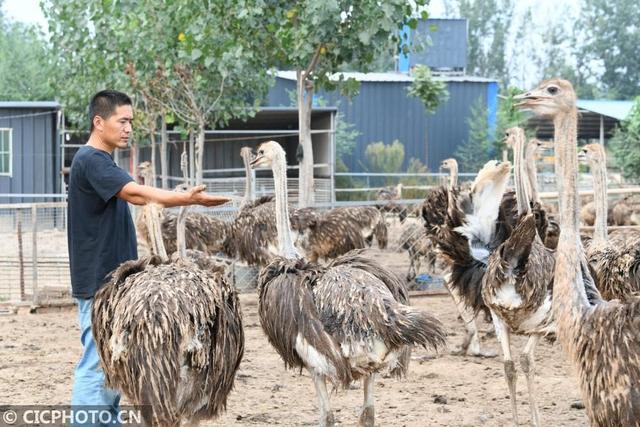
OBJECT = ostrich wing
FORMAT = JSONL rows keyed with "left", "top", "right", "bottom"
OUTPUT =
{"left": 257, "top": 258, "right": 352, "bottom": 387}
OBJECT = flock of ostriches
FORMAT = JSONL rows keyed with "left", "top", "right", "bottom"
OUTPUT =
{"left": 91, "top": 79, "right": 640, "bottom": 427}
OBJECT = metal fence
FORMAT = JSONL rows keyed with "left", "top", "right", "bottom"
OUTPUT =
{"left": 0, "top": 202, "right": 69, "bottom": 305}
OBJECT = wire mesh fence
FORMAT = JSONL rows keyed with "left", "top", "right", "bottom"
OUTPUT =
{"left": 0, "top": 202, "right": 70, "bottom": 305}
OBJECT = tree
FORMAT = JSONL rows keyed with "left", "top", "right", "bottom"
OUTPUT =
{"left": 265, "top": 0, "right": 428, "bottom": 207}
{"left": 577, "top": 0, "right": 640, "bottom": 99}
{"left": 407, "top": 65, "right": 449, "bottom": 113}
{"left": 364, "top": 140, "right": 405, "bottom": 185}
{"left": 454, "top": 99, "right": 493, "bottom": 172}
{"left": 0, "top": 8, "right": 54, "bottom": 100}
{"left": 610, "top": 97, "right": 640, "bottom": 181}
{"left": 45, "top": 0, "right": 275, "bottom": 184}
{"left": 443, "top": 0, "right": 514, "bottom": 85}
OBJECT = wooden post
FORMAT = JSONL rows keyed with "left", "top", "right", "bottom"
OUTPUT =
{"left": 16, "top": 210, "right": 24, "bottom": 302}
{"left": 31, "top": 205, "right": 39, "bottom": 306}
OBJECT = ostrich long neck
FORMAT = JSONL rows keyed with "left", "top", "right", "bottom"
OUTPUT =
{"left": 146, "top": 204, "right": 168, "bottom": 259}
{"left": 514, "top": 134, "right": 531, "bottom": 216}
{"left": 177, "top": 205, "right": 188, "bottom": 259}
{"left": 272, "top": 152, "right": 299, "bottom": 258}
{"left": 525, "top": 145, "right": 540, "bottom": 203}
{"left": 591, "top": 155, "right": 609, "bottom": 244}
{"left": 449, "top": 163, "right": 458, "bottom": 189}
{"left": 554, "top": 108, "right": 590, "bottom": 314}
{"left": 242, "top": 154, "right": 255, "bottom": 204}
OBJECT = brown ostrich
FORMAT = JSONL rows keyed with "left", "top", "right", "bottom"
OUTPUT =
{"left": 482, "top": 127, "right": 557, "bottom": 426}
{"left": 251, "top": 140, "right": 446, "bottom": 427}
{"left": 516, "top": 78, "right": 640, "bottom": 426}
{"left": 92, "top": 198, "right": 244, "bottom": 426}
{"left": 421, "top": 158, "right": 500, "bottom": 358}
{"left": 578, "top": 143, "right": 640, "bottom": 301}
{"left": 136, "top": 161, "right": 229, "bottom": 256}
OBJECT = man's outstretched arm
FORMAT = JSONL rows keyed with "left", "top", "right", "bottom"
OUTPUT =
{"left": 117, "top": 182, "right": 230, "bottom": 207}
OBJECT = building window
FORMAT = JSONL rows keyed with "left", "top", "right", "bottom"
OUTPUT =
{"left": 0, "top": 128, "right": 11, "bottom": 176}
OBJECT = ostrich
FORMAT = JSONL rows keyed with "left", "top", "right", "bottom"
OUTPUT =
{"left": 515, "top": 78, "right": 640, "bottom": 426}
{"left": 238, "top": 146, "right": 256, "bottom": 211}
{"left": 91, "top": 198, "right": 244, "bottom": 426}
{"left": 399, "top": 216, "right": 437, "bottom": 282}
{"left": 293, "top": 206, "right": 388, "bottom": 263}
{"left": 578, "top": 143, "right": 640, "bottom": 301}
{"left": 421, "top": 157, "right": 496, "bottom": 357}
{"left": 376, "top": 182, "right": 403, "bottom": 201}
{"left": 482, "top": 127, "right": 557, "bottom": 427}
{"left": 251, "top": 140, "right": 446, "bottom": 427}
{"left": 440, "top": 158, "right": 458, "bottom": 188}
{"left": 136, "top": 161, "right": 229, "bottom": 256}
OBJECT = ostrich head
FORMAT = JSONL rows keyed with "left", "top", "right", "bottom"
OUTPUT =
{"left": 240, "top": 146, "right": 254, "bottom": 163}
{"left": 473, "top": 160, "right": 511, "bottom": 193}
{"left": 504, "top": 127, "right": 525, "bottom": 148}
{"left": 514, "top": 78, "right": 576, "bottom": 117}
{"left": 250, "top": 140, "right": 286, "bottom": 169}
{"left": 578, "top": 143, "right": 606, "bottom": 167}
{"left": 137, "top": 161, "right": 152, "bottom": 184}
{"left": 440, "top": 158, "right": 457, "bottom": 171}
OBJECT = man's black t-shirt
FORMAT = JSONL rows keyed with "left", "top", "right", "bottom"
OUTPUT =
{"left": 67, "top": 145, "right": 137, "bottom": 299}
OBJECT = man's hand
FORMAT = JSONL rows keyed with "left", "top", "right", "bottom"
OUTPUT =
{"left": 188, "top": 185, "right": 231, "bottom": 207}
{"left": 117, "top": 182, "right": 230, "bottom": 207}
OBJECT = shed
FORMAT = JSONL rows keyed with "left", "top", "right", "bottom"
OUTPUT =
{"left": 0, "top": 102, "right": 61, "bottom": 201}
{"left": 528, "top": 100, "right": 635, "bottom": 143}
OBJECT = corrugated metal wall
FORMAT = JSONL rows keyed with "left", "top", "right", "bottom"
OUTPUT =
{"left": 267, "top": 77, "right": 488, "bottom": 171}
{"left": 410, "top": 19, "right": 468, "bottom": 71}
{"left": 0, "top": 108, "right": 59, "bottom": 198}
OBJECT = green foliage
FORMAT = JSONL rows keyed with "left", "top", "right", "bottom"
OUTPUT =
{"left": 407, "top": 65, "right": 449, "bottom": 113}
{"left": 610, "top": 97, "right": 640, "bottom": 181}
{"left": 44, "top": 0, "right": 275, "bottom": 130}
{"left": 444, "top": 0, "right": 514, "bottom": 84}
{"left": 265, "top": 0, "right": 428, "bottom": 97}
{"left": 335, "top": 111, "right": 360, "bottom": 165}
{"left": 364, "top": 140, "right": 405, "bottom": 177}
{"left": 577, "top": 0, "right": 640, "bottom": 99}
{"left": 402, "top": 158, "right": 430, "bottom": 199}
{"left": 0, "top": 15, "right": 54, "bottom": 100}
{"left": 454, "top": 99, "right": 493, "bottom": 172}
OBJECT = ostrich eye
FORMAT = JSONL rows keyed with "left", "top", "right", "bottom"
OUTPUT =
{"left": 547, "top": 86, "right": 558, "bottom": 95}
{"left": 258, "top": 150, "right": 264, "bottom": 155}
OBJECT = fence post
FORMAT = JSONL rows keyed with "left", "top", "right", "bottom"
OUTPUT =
{"left": 31, "top": 205, "right": 39, "bottom": 307}
{"left": 17, "top": 209, "right": 25, "bottom": 302}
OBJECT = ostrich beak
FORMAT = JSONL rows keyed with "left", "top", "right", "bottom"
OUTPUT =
{"left": 250, "top": 154, "right": 264, "bottom": 169}
{"left": 514, "top": 89, "right": 551, "bottom": 108}
{"left": 577, "top": 150, "right": 588, "bottom": 163}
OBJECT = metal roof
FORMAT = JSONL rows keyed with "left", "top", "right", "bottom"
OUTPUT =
{"left": 0, "top": 101, "right": 60, "bottom": 109}
{"left": 576, "top": 100, "right": 635, "bottom": 121}
{"left": 275, "top": 70, "right": 496, "bottom": 83}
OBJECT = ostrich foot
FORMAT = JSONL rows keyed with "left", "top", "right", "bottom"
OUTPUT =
{"left": 320, "top": 411, "right": 335, "bottom": 427}
{"left": 358, "top": 406, "right": 374, "bottom": 427}
{"left": 450, "top": 332, "right": 497, "bottom": 358}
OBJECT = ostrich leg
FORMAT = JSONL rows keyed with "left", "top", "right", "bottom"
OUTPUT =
{"left": 312, "top": 373, "right": 335, "bottom": 427}
{"left": 358, "top": 373, "right": 375, "bottom": 427}
{"left": 493, "top": 313, "right": 518, "bottom": 426}
{"left": 520, "top": 335, "right": 541, "bottom": 427}
{"left": 445, "top": 275, "right": 496, "bottom": 357}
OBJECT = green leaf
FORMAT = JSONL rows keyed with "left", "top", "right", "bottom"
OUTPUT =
{"left": 191, "top": 48, "right": 202, "bottom": 60}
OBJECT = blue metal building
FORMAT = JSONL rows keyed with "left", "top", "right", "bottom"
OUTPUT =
{"left": 0, "top": 102, "right": 61, "bottom": 199}
{"left": 267, "top": 71, "right": 497, "bottom": 172}
{"left": 266, "top": 18, "right": 498, "bottom": 172}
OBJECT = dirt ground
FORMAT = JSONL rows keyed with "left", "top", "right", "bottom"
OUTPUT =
{"left": 0, "top": 248, "right": 589, "bottom": 427}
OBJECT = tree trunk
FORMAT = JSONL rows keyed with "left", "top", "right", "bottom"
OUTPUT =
{"left": 160, "top": 116, "right": 168, "bottom": 189}
{"left": 195, "top": 121, "right": 205, "bottom": 185}
{"left": 189, "top": 131, "right": 196, "bottom": 186}
{"left": 149, "top": 131, "right": 157, "bottom": 187}
{"left": 297, "top": 72, "right": 314, "bottom": 207}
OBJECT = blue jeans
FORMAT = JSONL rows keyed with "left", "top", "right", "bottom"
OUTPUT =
{"left": 71, "top": 298, "right": 121, "bottom": 426}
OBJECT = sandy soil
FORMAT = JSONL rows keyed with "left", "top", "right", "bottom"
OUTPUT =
{"left": 0, "top": 265, "right": 588, "bottom": 427}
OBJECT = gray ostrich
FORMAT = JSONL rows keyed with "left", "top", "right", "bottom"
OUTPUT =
{"left": 251, "top": 140, "right": 446, "bottom": 427}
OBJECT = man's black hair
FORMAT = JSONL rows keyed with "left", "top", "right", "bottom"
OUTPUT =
{"left": 89, "top": 90, "right": 132, "bottom": 131}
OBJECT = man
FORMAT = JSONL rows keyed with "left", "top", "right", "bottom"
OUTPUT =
{"left": 67, "top": 90, "right": 228, "bottom": 421}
